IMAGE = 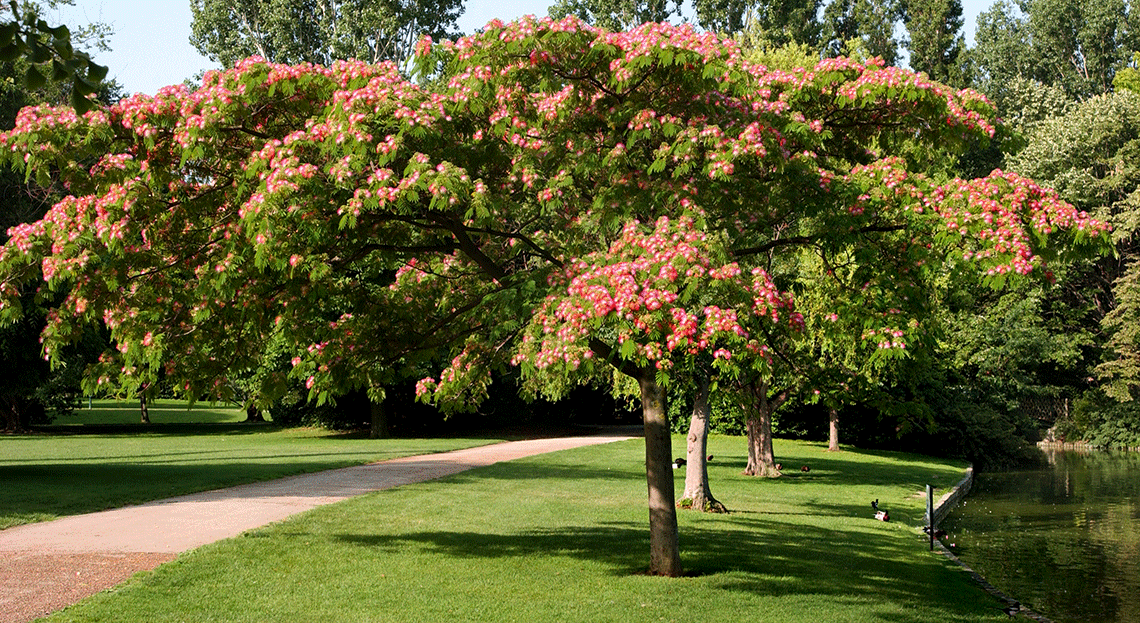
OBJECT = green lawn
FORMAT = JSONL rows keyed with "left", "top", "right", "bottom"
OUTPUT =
{"left": 50, "top": 398, "right": 253, "bottom": 425}
{"left": 36, "top": 437, "right": 1006, "bottom": 623}
{"left": 1, "top": 414, "right": 503, "bottom": 530}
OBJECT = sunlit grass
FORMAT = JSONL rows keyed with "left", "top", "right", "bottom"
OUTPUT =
{"left": 42, "top": 437, "right": 1005, "bottom": 623}
{"left": 50, "top": 398, "right": 250, "bottom": 425}
{"left": 0, "top": 423, "right": 502, "bottom": 530}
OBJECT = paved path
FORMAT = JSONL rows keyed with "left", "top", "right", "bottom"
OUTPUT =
{"left": 0, "top": 433, "right": 636, "bottom": 623}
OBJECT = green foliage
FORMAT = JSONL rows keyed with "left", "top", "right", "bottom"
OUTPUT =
{"left": 903, "top": 0, "right": 965, "bottom": 86}
{"left": 820, "top": 0, "right": 905, "bottom": 65}
{"left": 189, "top": 0, "right": 465, "bottom": 71}
{"left": 695, "top": 0, "right": 822, "bottom": 47}
{"left": 1114, "top": 53, "right": 1140, "bottom": 94}
{"left": 668, "top": 385, "right": 745, "bottom": 435}
{"left": 1054, "top": 390, "right": 1140, "bottom": 447}
{"left": 0, "top": 0, "right": 108, "bottom": 113}
{"left": 548, "top": 0, "right": 676, "bottom": 31}
{"left": 1098, "top": 260, "right": 1140, "bottom": 401}
{"left": 969, "top": 0, "right": 1136, "bottom": 102}
{"left": 1007, "top": 90, "right": 1140, "bottom": 408}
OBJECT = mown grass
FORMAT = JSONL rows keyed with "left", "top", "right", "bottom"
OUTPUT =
{"left": 50, "top": 398, "right": 250, "bottom": 426}
{"left": 1, "top": 401, "right": 503, "bottom": 529}
{"left": 41, "top": 437, "right": 1005, "bottom": 623}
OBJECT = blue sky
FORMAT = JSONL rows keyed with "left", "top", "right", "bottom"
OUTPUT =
{"left": 55, "top": 0, "right": 997, "bottom": 96}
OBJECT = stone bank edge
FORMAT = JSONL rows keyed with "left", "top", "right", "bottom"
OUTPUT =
{"left": 926, "top": 464, "right": 1054, "bottom": 623}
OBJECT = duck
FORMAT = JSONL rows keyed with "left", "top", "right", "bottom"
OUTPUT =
{"left": 996, "top": 601, "right": 1020, "bottom": 618}
{"left": 923, "top": 526, "right": 948, "bottom": 539}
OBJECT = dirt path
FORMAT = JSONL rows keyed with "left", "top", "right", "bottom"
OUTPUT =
{"left": 0, "top": 433, "right": 636, "bottom": 623}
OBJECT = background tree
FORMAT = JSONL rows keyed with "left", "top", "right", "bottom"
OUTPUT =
{"left": 820, "top": 0, "right": 906, "bottom": 65}
{"left": 693, "top": 0, "right": 822, "bottom": 47}
{"left": 189, "top": 0, "right": 465, "bottom": 70}
{"left": 546, "top": 0, "right": 676, "bottom": 30}
{"left": 0, "top": 0, "right": 109, "bottom": 112}
{"left": 1007, "top": 91, "right": 1140, "bottom": 413}
{"left": 904, "top": 0, "right": 965, "bottom": 85}
{"left": 968, "top": 0, "right": 1136, "bottom": 102}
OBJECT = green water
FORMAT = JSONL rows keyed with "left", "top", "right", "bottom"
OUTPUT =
{"left": 941, "top": 449, "right": 1140, "bottom": 623}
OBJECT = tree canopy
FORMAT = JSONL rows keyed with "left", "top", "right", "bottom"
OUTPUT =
{"left": 0, "top": 16, "right": 1109, "bottom": 574}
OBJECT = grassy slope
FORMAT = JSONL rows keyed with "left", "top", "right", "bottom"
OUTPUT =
{"left": 42, "top": 437, "right": 1003, "bottom": 623}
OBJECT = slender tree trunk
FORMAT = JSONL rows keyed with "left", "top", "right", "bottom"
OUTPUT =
{"left": 139, "top": 393, "right": 150, "bottom": 424}
{"left": 743, "top": 378, "right": 781, "bottom": 478}
{"left": 682, "top": 375, "right": 726, "bottom": 512}
{"left": 828, "top": 406, "right": 840, "bottom": 452}
{"left": 638, "top": 374, "right": 683, "bottom": 577}
{"left": 370, "top": 399, "right": 389, "bottom": 439}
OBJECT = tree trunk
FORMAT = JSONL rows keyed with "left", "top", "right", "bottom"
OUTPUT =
{"left": 637, "top": 374, "right": 683, "bottom": 577}
{"left": 828, "top": 406, "right": 840, "bottom": 452}
{"left": 244, "top": 403, "right": 265, "bottom": 422}
{"left": 743, "top": 378, "right": 781, "bottom": 478}
{"left": 139, "top": 393, "right": 150, "bottom": 424}
{"left": 681, "top": 375, "right": 726, "bottom": 512}
{"left": 370, "top": 399, "right": 389, "bottom": 439}
{"left": 1, "top": 396, "right": 22, "bottom": 432}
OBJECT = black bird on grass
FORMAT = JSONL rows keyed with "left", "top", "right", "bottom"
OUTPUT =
{"left": 871, "top": 499, "right": 879, "bottom": 511}
{"left": 996, "top": 601, "right": 1020, "bottom": 618}
{"left": 923, "top": 526, "right": 948, "bottom": 539}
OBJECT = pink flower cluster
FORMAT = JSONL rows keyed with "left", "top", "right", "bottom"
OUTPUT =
{"left": 514, "top": 216, "right": 801, "bottom": 374}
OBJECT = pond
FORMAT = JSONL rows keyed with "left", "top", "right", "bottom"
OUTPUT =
{"left": 941, "top": 448, "right": 1140, "bottom": 623}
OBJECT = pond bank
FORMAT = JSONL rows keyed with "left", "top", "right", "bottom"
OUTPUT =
{"left": 939, "top": 448, "right": 1140, "bottom": 623}
{"left": 929, "top": 465, "right": 1055, "bottom": 622}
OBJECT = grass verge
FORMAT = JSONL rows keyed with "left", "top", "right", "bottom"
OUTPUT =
{"left": 42, "top": 437, "right": 1004, "bottom": 623}
{"left": 1, "top": 421, "right": 503, "bottom": 530}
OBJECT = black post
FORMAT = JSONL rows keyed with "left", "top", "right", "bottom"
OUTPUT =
{"left": 926, "top": 484, "right": 934, "bottom": 552}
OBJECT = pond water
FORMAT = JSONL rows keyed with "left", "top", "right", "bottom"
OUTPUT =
{"left": 941, "top": 448, "right": 1140, "bottom": 623}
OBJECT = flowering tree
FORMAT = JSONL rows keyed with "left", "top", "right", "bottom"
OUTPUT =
{"left": 0, "top": 17, "right": 1109, "bottom": 576}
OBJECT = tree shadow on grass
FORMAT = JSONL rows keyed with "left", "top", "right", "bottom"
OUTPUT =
{"left": 330, "top": 514, "right": 987, "bottom": 620}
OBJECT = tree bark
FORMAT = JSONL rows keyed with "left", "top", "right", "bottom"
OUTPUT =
{"left": 828, "top": 406, "right": 840, "bottom": 452}
{"left": 638, "top": 374, "right": 683, "bottom": 577}
{"left": 1, "top": 396, "right": 22, "bottom": 432}
{"left": 743, "top": 378, "right": 782, "bottom": 478}
{"left": 139, "top": 393, "right": 150, "bottom": 424}
{"left": 681, "top": 375, "right": 726, "bottom": 512}
{"left": 244, "top": 403, "right": 265, "bottom": 422}
{"left": 370, "top": 399, "right": 389, "bottom": 439}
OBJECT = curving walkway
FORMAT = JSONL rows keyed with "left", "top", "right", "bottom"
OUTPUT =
{"left": 0, "top": 432, "right": 637, "bottom": 623}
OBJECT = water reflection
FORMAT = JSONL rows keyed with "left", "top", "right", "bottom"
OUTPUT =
{"left": 941, "top": 448, "right": 1140, "bottom": 623}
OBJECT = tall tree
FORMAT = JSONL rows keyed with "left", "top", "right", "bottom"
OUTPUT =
{"left": 693, "top": 0, "right": 823, "bottom": 46}
{"left": 0, "top": 18, "right": 1106, "bottom": 575}
{"left": 970, "top": 0, "right": 1136, "bottom": 102}
{"left": 904, "top": 0, "right": 964, "bottom": 85}
{"left": 546, "top": 0, "right": 676, "bottom": 30}
{"left": 1007, "top": 90, "right": 1140, "bottom": 403}
{"left": 189, "top": 0, "right": 465, "bottom": 70}
{"left": 821, "top": 0, "right": 906, "bottom": 65}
